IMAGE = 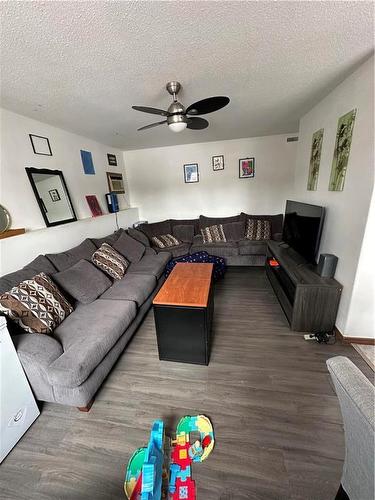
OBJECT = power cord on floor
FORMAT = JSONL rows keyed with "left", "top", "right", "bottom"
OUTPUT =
{"left": 304, "top": 331, "right": 336, "bottom": 344}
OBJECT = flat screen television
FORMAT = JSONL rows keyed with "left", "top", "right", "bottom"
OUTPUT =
{"left": 282, "top": 200, "right": 325, "bottom": 264}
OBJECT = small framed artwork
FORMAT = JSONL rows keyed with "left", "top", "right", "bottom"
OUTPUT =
{"left": 183, "top": 163, "right": 199, "bottom": 183}
{"left": 107, "top": 171, "right": 125, "bottom": 194}
{"left": 239, "top": 157, "right": 255, "bottom": 178}
{"left": 107, "top": 154, "right": 117, "bottom": 166}
{"left": 49, "top": 189, "right": 61, "bottom": 202}
{"left": 80, "top": 150, "right": 95, "bottom": 175}
{"left": 29, "top": 134, "right": 52, "bottom": 156}
{"left": 85, "top": 195, "right": 103, "bottom": 217}
{"left": 212, "top": 155, "right": 224, "bottom": 171}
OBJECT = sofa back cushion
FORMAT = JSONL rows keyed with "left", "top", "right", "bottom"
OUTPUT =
{"left": 113, "top": 231, "right": 145, "bottom": 262}
{"left": 172, "top": 224, "right": 195, "bottom": 243}
{"left": 91, "top": 229, "right": 123, "bottom": 249}
{"left": 0, "top": 272, "right": 73, "bottom": 334}
{"left": 46, "top": 239, "right": 97, "bottom": 271}
{"left": 199, "top": 214, "right": 241, "bottom": 230}
{"left": 170, "top": 218, "right": 199, "bottom": 235}
{"left": 0, "top": 255, "right": 57, "bottom": 294}
{"left": 201, "top": 224, "right": 227, "bottom": 244}
{"left": 128, "top": 228, "right": 151, "bottom": 247}
{"left": 138, "top": 220, "right": 171, "bottom": 239}
{"left": 245, "top": 219, "right": 271, "bottom": 241}
{"left": 53, "top": 259, "right": 112, "bottom": 304}
{"left": 222, "top": 221, "right": 245, "bottom": 241}
{"left": 92, "top": 243, "right": 129, "bottom": 280}
{"left": 240, "top": 213, "right": 283, "bottom": 239}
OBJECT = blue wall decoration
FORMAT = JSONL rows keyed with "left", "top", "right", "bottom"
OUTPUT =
{"left": 80, "top": 150, "right": 95, "bottom": 175}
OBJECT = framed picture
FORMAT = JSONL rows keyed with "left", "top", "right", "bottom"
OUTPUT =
{"left": 212, "top": 155, "right": 224, "bottom": 171}
{"left": 183, "top": 163, "right": 199, "bottom": 183}
{"left": 307, "top": 129, "right": 324, "bottom": 191}
{"left": 85, "top": 195, "right": 103, "bottom": 217}
{"left": 49, "top": 189, "right": 61, "bottom": 202}
{"left": 107, "top": 154, "right": 117, "bottom": 166}
{"left": 106, "top": 171, "right": 125, "bottom": 194}
{"left": 80, "top": 150, "right": 95, "bottom": 175}
{"left": 29, "top": 134, "right": 52, "bottom": 156}
{"left": 329, "top": 109, "right": 357, "bottom": 191}
{"left": 239, "top": 157, "right": 255, "bottom": 178}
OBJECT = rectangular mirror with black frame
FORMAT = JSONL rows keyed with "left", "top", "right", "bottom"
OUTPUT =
{"left": 25, "top": 167, "right": 77, "bottom": 227}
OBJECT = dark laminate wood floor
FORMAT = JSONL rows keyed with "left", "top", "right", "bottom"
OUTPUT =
{"left": 1, "top": 268, "right": 372, "bottom": 500}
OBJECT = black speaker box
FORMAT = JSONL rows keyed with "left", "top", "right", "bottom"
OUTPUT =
{"left": 317, "top": 254, "right": 338, "bottom": 278}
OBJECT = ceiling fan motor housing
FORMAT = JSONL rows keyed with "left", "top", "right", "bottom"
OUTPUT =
{"left": 167, "top": 101, "right": 187, "bottom": 125}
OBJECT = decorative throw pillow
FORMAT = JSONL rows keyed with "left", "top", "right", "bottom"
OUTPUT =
{"left": 201, "top": 224, "right": 227, "bottom": 244}
{"left": 53, "top": 259, "right": 112, "bottom": 304}
{"left": 151, "top": 234, "right": 181, "bottom": 248}
{"left": 0, "top": 272, "right": 73, "bottom": 334}
{"left": 245, "top": 219, "right": 271, "bottom": 240}
{"left": 91, "top": 243, "right": 129, "bottom": 280}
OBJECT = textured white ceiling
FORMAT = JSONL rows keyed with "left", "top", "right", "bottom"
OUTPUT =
{"left": 1, "top": 1, "right": 373, "bottom": 150}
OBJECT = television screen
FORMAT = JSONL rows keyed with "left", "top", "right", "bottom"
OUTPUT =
{"left": 282, "top": 200, "right": 325, "bottom": 263}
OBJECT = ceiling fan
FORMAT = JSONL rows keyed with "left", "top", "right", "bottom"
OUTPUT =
{"left": 132, "top": 81, "right": 230, "bottom": 133}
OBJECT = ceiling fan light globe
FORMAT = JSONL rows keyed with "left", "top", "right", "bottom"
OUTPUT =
{"left": 168, "top": 122, "right": 187, "bottom": 133}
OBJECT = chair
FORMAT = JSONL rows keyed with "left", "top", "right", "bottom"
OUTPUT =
{"left": 326, "top": 356, "right": 375, "bottom": 500}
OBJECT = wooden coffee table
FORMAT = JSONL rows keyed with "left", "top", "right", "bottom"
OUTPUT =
{"left": 153, "top": 263, "right": 214, "bottom": 365}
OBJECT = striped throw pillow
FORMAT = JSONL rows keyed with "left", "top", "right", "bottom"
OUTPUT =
{"left": 245, "top": 219, "right": 271, "bottom": 240}
{"left": 0, "top": 272, "right": 73, "bottom": 334}
{"left": 201, "top": 224, "right": 227, "bottom": 244}
{"left": 151, "top": 234, "right": 180, "bottom": 248}
{"left": 91, "top": 243, "right": 129, "bottom": 280}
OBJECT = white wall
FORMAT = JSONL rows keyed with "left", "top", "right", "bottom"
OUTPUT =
{"left": 0, "top": 109, "right": 139, "bottom": 274}
{"left": 0, "top": 108, "right": 130, "bottom": 230}
{"left": 293, "top": 56, "right": 374, "bottom": 337}
{"left": 124, "top": 134, "right": 297, "bottom": 222}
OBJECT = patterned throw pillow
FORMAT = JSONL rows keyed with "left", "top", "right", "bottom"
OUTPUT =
{"left": 151, "top": 234, "right": 181, "bottom": 248}
{"left": 245, "top": 219, "right": 271, "bottom": 240}
{"left": 0, "top": 272, "right": 73, "bottom": 334}
{"left": 91, "top": 243, "right": 129, "bottom": 280}
{"left": 201, "top": 224, "right": 227, "bottom": 244}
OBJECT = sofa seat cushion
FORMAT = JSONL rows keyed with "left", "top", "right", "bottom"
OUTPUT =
{"left": 0, "top": 255, "right": 57, "bottom": 294}
{"left": 50, "top": 299, "right": 137, "bottom": 387}
{"left": 127, "top": 252, "right": 171, "bottom": 279}
{"left": 153, "top": 243, "right": 190, "bottom": 258}
{"left": 238, "top": 239, "right": 268, "bottom": 255}
{"left": 46, "top": 239, "right": 97, "bottom": 272}
{"left": 100, "top": 273, "right": 157, "bottom": 306}
{"left": 190, "top": 237, "right": 239, "bottom": 257}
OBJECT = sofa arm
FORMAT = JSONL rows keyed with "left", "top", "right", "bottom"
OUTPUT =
{"left": 13, "top": 333, "right": 64, "bottom": 399}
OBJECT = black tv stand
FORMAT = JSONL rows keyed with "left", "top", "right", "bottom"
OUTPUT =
{"left": 266, "top": 241, "right": 342, "bottom": 332}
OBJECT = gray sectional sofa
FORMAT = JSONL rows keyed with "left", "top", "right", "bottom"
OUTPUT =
{"left": 134, "top": 213, "right": 283, "bottom": 265}
{"left": 1, "top": 212, "right": 282, "bottom": 410}
{"left": 0, "top": 229, "right": 170, "bottom": 409}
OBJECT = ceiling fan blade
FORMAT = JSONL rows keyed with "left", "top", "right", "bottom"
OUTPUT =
{"left": 186, "top": 96, "right": 230, "bottom": 115}
{"left": 186, "top": 117, "right": 209, "bottom": 130}
{"left": 132, "top": 106, "right": 169, "bottom": 116}
{"left": 137, "top": 120, "right": 167, "bottom": 131}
